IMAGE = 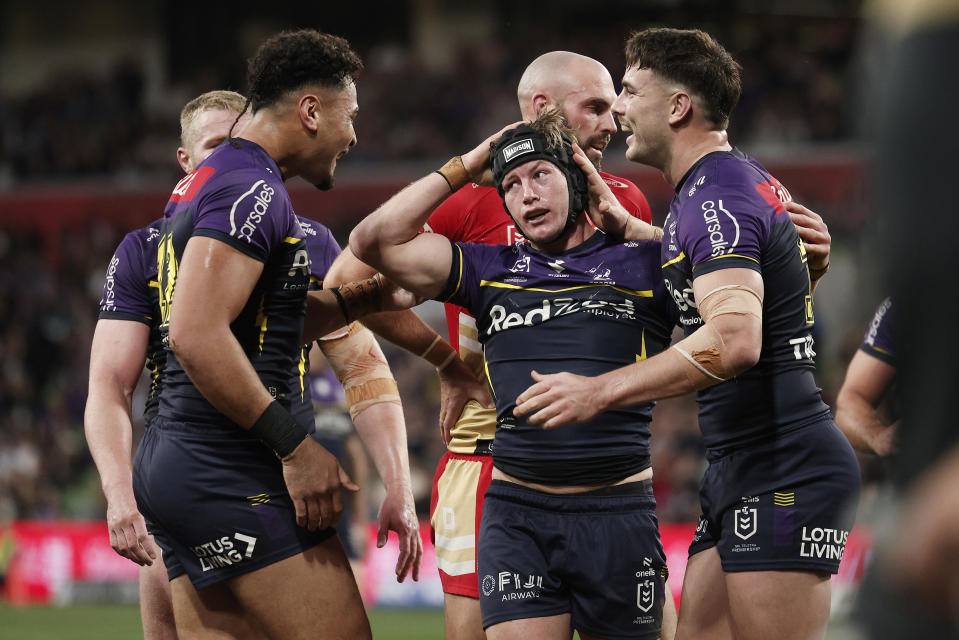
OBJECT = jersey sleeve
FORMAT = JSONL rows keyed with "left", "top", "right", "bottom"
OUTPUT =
{"left": 678, "top": 184, "right": 767, "bottom": 278}
{"left": 435, "top": 241, "right": 495, "bottom": 314}
{"left": 859, "top": 297, "right": 896, "bottom": 365}
{"left": 192, "top": 170, "right": 289, "bottom": 262}
{"left": 305, "top": 222, "right": 342, "bottom": 284}
{"left": 98, "top": 232, "right": 153, "bottom": 325}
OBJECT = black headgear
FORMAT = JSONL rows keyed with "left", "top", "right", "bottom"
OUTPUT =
{"left": 490, "top": 124, "right": 588, "bottom": 241}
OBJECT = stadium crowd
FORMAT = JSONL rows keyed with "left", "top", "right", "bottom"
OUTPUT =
{"left": 1, "top": 12, "right": 859, "bottom": 185}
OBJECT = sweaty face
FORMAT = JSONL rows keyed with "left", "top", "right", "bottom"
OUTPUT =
{"left": 559, "top": 71, "right": 617, "bottom": 170}
{"left": 309, "top": 81, "right": 358, "bottom": 191}
{"left": 182, "top": 108, "right": 243, "bottom": 171}
{"left": 612, "top": 66, "right": 673, "bottom": 171}
{"left": 502, "top": 160, "right": 571, "bottom": 250}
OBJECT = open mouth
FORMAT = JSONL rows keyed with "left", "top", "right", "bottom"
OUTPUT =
{"left": 524, "top": 209, "right": 549, "bottom": 222}
{"left": 619, "top": 120, "right": 633, "bottom": 133}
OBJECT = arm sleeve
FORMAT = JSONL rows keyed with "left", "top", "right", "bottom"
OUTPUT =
{"left": 859, "top": 297, "right": 896, "bottom": 365}
{"left": 299, "top": 219, "right": 342, "bottom": 285}
{"left": 98, "top": 232, "right": 153, "bottom": 325}
{"left": 192, "top": 170, "right": 289, "bottom": 262}
{"left": 679, "top": 185, "right": 767, "bottom": 278}
{"left": 435, "top": 241, "right": 492, "bottom": 314}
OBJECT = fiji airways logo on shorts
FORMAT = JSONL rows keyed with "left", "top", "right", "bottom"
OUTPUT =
{"left": 482, "top": 571, "right": 543, "bottom": 601}
{"left": 502, "top": 139, "right": 535, "bottom": 163}
{"left": 734, "top": 505, "right": 758, "bottom": 540}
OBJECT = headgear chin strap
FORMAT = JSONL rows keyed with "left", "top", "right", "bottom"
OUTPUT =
{"left": 490, "top": 124, "right": 588, "bottom": 243}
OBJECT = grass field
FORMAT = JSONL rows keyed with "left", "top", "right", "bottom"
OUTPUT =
{"left": 0, "top": 604, "right": 446, "bottom": 639}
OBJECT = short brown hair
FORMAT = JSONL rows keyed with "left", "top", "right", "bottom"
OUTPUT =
{"left": 624, "top": 28, "right": 741, "bottom": 129}
{"left": 179, "top": 90, "right": 246, "bottom": 147}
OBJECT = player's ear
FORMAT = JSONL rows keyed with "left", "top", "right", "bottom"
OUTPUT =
{"left": 298, "top": 93, "right": 322, "bottom": 133}
{"left": 531, "top": 93, "right": 552, "bottom": 117}
{"left": 668, "top": 91, "right": 693, "bottom": 126}
{"left": 176, "top": 147, "right": 191, "bottom": 173}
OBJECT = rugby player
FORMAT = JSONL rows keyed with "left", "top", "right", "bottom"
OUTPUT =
{"left": 88, "top": 85, "right": 436, "bottom": 636}
{"left": 513, "top": 28, "right": 859, "bottom": 640}
{"left": 835, "top": 297, "right": 898, "bottom": 457}
{"left": 324, "top": 50, "right": 665, "bottom": 640}
{"left": 424, "top": 51, "right": 666, "bottom": 640}
{"left": 85, "top": 90, "right": 251, "bottom": 639}
{"left": 129, "top": 31, "right": 423, "bottom": 639}
{"left": 351, "top": 110, "right": 675, "bottom": 640}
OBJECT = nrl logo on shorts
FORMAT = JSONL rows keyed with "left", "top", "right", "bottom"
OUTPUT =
{"left": 734, "top": 506, "right": 758, "bottom": 540}
{"left": 636, "top": 579, "right": 655, "bottom": 612}
{"left": 502, "top": 138, "right": 535, "bottom": 162}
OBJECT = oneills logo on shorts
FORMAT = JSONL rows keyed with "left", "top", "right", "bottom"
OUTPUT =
{"left": 502, "top": 139, "right": 535, "bottom": 163}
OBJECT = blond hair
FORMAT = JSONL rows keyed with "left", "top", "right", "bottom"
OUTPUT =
{"left": 529, "top": 107, "right": 578, "bottom": 150}
{"left": 179, "top": 90, "right": 246, "bottom": 147}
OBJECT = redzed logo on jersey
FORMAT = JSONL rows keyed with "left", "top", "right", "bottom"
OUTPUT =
{"left": 169, "top": 166, "right": 217, "bottom": 204}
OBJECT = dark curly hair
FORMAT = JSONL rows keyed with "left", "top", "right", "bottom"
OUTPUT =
{"left": 625, "top": 28, "right": 741, "bottom": 130}
{"left": 246, "top": 29, "right": 363, "bottom": 113}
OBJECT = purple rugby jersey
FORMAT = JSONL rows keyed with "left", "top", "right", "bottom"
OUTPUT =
{"left": 859, "top": 297, "right": 896, "bottom": 367}
{"left": 661, "top": 149, "right": 830, "bottom": 450}
{"left": 98, "top": 219, "right": 165, "bottom": 425}
{"left": 288, "top": 215, "right": 344, "bottom": 430}
{"left": 437, "top": 232, "right": 676, "bottom": 485}
{"left": 155, "top": 139, "right": 310, "bottom": 431}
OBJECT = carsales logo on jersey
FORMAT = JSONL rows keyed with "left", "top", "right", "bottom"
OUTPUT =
{"left": 229, "top": 180, "right": 276, "bottom": 243}
{"left": 701, "top": 199, "right": 740, "bottom": 257}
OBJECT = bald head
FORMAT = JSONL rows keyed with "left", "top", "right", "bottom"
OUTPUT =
{"left": 517, "top": 52, "right": 613, "bottom": 118}
{"left": 517, "top": 51, "right": 618, "bottom": 168}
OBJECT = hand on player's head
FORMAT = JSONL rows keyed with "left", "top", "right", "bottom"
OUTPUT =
{"left": 462, "top": 121, "right": 525, "bottom": 187}
{"left": 570, "top": 142, "right": 630, "bottom": 237}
